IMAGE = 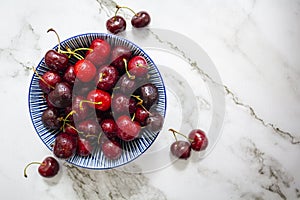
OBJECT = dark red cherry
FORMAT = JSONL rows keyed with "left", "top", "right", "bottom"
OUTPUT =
{"left": 85, "top": 38, "right": 111, "bottom": 67}
{"left": 48, "top": 82, "right": 72, "bottom": 108}
{"left": 45, "top": 49, "right": 69, "bottom": 72}
{"left": 139, "top": 83, "right": 158, "bottom": 109}
{"left": 24, "top": 156, "right": 59, "bottom": 178}
{"left": 118, "top": 75, "right": 137, "bottom": 94}
{"left": 111, "top": 93, "right": 130, "bottom": 114}
{"left": 77, "top": 119, "right": 100, "bottom": 140}
{"left": 170, "top": 141, "right": 191, "bottom": 159}
{"left": 110, "top": 45, "right": 132, "bottom": 71}
{"left": 116, "top": 115, "right": 141, "bottom": 141}
{"left": 100, "top": 118, "right": 118, "bottom": 139}
{"left": 64, "top": 123, "right": 78, "bottom": 137}
{"left": 128, "top": 56, "right": 149, "bottom": 77}
{"left": 41, "top": 107, "right": 62, "bottom": 129}
{"left": 77, "top": 137, "right": 93, "bottom": 157}
{"left": 39, "top": 71, "right": 61, "bottom": 94}
{"left": 63, "top": 65, "right": 76, "bottom": 85}
{"left": 134, "top": 106, "right": 149, "bottom": 126}
{"left": 146, "top": 112, "right": 164, "bottom": 132}
{"left": 86, "top": 89, "right": 111, "bottom": 111}
{"left": 74, "top": 59, "right": 97, "bottom": 82}
{"left": 71, "top": 96, "right": 90, "bottom": 122}
{"left": 102, "top": 139, "right": 122, "bottom": 160}
{"left": 95, "top": 65, "right": 119, "bottom": 91}
{"left": 131, "top": 11, "right": 151, "bottom": 28}
{"left": 53, "top": 132, "right": 78, "bottom": 159}
{"left": 188, "top": 129, "right": 208, "bottom": 151}
{"left": 44, "top": 29, "right": 69, "bottom": 71}
{"left": 106, "top": 16, "right": 126, "bottom": 34}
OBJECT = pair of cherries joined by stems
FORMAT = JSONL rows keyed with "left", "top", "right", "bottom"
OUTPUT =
{"left": 169, "top": 128, "right": 208, "bottom": 160}
{"left": 106, "top": 5, "right": 151, "bottom": 34}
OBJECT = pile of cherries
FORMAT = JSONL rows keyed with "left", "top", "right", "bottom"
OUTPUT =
{"left": 24, "top": 28, "right": 163, "bottom": 178}
{"left": 106, "top": 5, "right": 151, "bottom": 34}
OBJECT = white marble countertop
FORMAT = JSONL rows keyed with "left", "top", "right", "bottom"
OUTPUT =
{"left": 1, "top": 0, "right": 299, "bottom": 199}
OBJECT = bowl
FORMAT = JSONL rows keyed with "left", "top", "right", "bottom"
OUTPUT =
{"left": 28, "top": 33, "right": 167, "bottom": 169}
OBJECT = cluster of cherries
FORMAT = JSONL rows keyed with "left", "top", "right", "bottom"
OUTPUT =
{"left": 169, "top": 128, "right": 208, "bottom": 160}
{"left": 24, "top": 28, "right": 163, "bottom": 178}
{"left": 106, "top": 5, "right": 151, "bottom": 34}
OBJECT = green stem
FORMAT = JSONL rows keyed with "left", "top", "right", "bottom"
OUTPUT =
{"left": 123, "top": 58, "right": 135, "bottom": 79}
{"left": 47, "top": 28, "right": 62, "bottom": 53}
{"left": 116, "top": 5, "right": 137, "bottom": 15}
{"left": 23, "top": 162, "right": 43, "bottom": 178}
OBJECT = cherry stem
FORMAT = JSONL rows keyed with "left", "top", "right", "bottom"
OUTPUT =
{"left": 31, "top": 67, "right": 55, "bottom": 89}
{"left": 137, "top": 64, "right": 150, "bottom": 69}
{"left": 97, "top": 132, "right": 103, "bottom": 145}
{"left": 62, "top": 110, "right": 76, "bottom": 132}
{"left": 98, "top": 72, "right": 104, "bottom": 82}
{"left": 168, "top": 128, "right": 193, "bottom": 142}
{"left": 23, "top": 161, "right": 43, "bottom": 178}
{"left": 79, "top": 100, "right": 102, "bottom": 110}
{"left": 47, "top": 28, "right": 62, "bottom": 53}
{"left": 62, "top": 47, "right": 84, "bottom": 60}
{"left": 116, "top": 5, "right": 137, "bottom": 16}
{"left": 72, "top": 47, "right": 93, "bottom": 53}
{"left": 131, "top": 113, "right": 136, "bottom": 121}
{"left": 123, "top": 58, "right": 135, "bottom": 79}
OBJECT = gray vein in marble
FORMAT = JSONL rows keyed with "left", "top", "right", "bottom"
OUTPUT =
{"left": 95, "top": 0, "right": 133, "bottom": 20}
{"left": 237, "top": 138, "right": 299, "bottom": 200}
{"left": 0, "top": 22, "right": 40, "bottom": 77}
{"left": 148, "top": 29, "right": 300, "bottom": 145}
{"left": 65, "top": 163, "right": 167, "bottom": 200}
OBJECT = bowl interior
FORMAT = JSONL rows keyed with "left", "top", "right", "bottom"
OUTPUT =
{"left": 28, "top": 33, "right": 166, "bottom": 169}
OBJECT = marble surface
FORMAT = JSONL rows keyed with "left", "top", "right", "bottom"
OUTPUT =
{"left": 1, "top": 0, "right": 300, "bottom": 199}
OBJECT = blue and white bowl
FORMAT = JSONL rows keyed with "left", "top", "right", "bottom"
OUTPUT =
{"left": 28, "top": 33, "right": 166, "bottom": 170}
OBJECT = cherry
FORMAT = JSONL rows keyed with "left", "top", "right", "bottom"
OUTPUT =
{"left": 116, "top": 115, "right": 141, "bottom": 141}
{"left": 127, "top": 55, "right": 149, "bottom": 77}
{"left": 53, "top": 132, "right": 78, "bottom": 159}
{"left": 134, "top": 106, "right": 149, "bottom": 126}
{"left": 39, "top": 71, "right": 61, "bottom": 94}
{"left": 129, "top": 97, "right": 137, "bottom": 114}
{"left": 71, "top": 96, "right": 90, "bottom": 122}
{"left": 48, "top": 82, "right": 72, "bottom": 108}
{"left": 118, "top": 75, "right": 137, "bottom": 94}
{"left": 188, "top": 129, "right": 208, "bottom": 151}
{"left": 170, "top": 141, "right": 191, "bottom": 159}
{"left": 146, "top": 112, "right": 164, "bottom": 132}
{"left": 73, "top": 82, "right": 93, "bottom": 96}
{"left": 106, "top": 16, "right": 127, "bottom": 34}
{"left": 24, "top": 156, "right": 59, "bottom": 178}
{"left": 85, "top": 38, "right": 111, "bottom": 67}
{"left": 95, "top": 65, "right": 119, "bottom": 91}
{"left": 63, "top": 65, "right": 76, "bottom": 85}
{"left": 77, "top": 119, "right": 100, "bottom": 140}
{"left": 110, "top": 45, "right": 132, "bottom": 71}
{"left": 74, "top": 59, "right": 97, "bottom": 82}
{"left": 44, "top": 29, "right": 69, "bottom": 72}
{"left": 102, "top": 139, "right": 122, "bottom": 160}
{"left": 131, "top": 11, "right": 151, "bottom": 28}
{"left": 64, "top": 123, "right": 78, "bottom": 137}
{"left": 77, "top": 137, "right": 93, "bottom": 157}
{"left": 139, "top": 83, "right": 158, "bottom": 109}
{"left": 84, "top": 89, "right": 111, "bottom": 111}
{"left": 41, "top": 107, "right": 62, "bottom": 129}
{"left": 111, "top": 93, "right": 130, "bottom": 114}
{"left": 100, "top": 118, "right": 118, "bottom": 139}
